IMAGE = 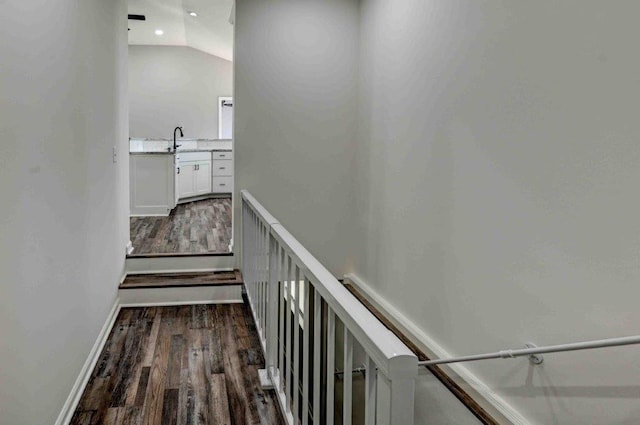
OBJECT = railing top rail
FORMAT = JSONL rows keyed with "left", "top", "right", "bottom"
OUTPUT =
{"left": 242, "top": 190, "right": 280, "bottom": 226}
{"left": 241, "top": 190, "right": 418, "bottom": 380}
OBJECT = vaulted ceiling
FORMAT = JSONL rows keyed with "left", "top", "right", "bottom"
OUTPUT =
{"left": 128, "top": 0, "right": 234, "bottom": 61}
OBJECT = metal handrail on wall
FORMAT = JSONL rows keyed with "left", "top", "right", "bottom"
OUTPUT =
{"left": 419, "top": 335, "right": 640, "bottom": 367}
{"left": 241, "top": 190, "right": 418, "bottom": 425}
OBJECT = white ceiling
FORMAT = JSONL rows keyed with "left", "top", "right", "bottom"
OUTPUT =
{"left": 128, "top": 0, "right": 234, "bottom": 61}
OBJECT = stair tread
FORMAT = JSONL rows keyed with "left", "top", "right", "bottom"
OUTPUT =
{"left": 120, "top": 269, "right": 243, "bottom": 289}
{"left": 126, "top": 252, "right": 233, "bottom": 259}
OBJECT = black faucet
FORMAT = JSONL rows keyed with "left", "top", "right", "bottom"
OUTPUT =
{"left": 173, "top": 126, "right": 183, "bottom": 151}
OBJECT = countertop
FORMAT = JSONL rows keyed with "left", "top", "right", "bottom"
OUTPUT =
{"left": 130, "top": 151, "right": 174, "bottom": 155}
{"left": 129, "top": 139, "right": 232, "bottom": 154}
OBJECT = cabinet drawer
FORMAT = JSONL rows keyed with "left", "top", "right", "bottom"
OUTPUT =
{"left": 177, "top": 151, "right": 210, "bottom": 162}
{"left": 213, "top": 159, "right": 233, "bottom": 176}
{"left": 212, "top": 151, "right": 232, "bottom": 160}
{"left": 212, "top": 177, "right": 233, "bottom": 193}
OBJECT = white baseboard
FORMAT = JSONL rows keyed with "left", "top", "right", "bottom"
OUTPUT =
{"left": 55, "top": 297, "right": 121, "bottom": 425}
{"left": 343, "top": 273, "right": 531, "bottom": 425}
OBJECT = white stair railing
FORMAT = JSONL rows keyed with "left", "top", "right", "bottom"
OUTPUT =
{"left": 242, "top": 190, "right": 418, "bottom": 425}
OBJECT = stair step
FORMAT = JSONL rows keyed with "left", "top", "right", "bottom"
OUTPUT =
{"left": 120, "top": 269, "right": 243, "bottom": 290}
{"left": 126, "top": 251, "right": 233, "bottom": 259}
{"left": 125, "top": 254, "right": 236, "bottom": 274}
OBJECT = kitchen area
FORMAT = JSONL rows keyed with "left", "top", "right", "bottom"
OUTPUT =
{"left": 129, "top": 133, "right": 233, "bottom": 254}
{"left": 127, "top": 0, "right": 235, "bottom": 256}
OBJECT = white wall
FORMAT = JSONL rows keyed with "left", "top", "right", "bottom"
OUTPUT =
{"left": 353, "top": 1, "right": 640, "bottom": 424}
{"left": 129, "top": 45, "right": 232, "bottom": 139}
{"left": 0, "top": 0, "right": 129, "bottom": 424}
{"left": 234, "top": 0, "right": 359, "bottom": 275}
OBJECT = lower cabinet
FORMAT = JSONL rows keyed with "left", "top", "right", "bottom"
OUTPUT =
{"left": 194, "top": 161, "right": 212, "bottom": 195}
{"left": 178, "top": 161, "right": 211, "bottom": 199}
{"left": 177, "top": 163, "right": 195, "bottom": 199}
{"left": 130, "top": 149, "right": 232, "bottom": 215}
{"left": 130, "top": 153, "right": 176, "bottom": 216}
{"left": 212, "top": 153, "right": 233, "bottom": 193}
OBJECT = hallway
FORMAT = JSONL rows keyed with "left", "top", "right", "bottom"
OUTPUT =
{"left": 70, "top": 304, "right": 284, "bottom": 425}
{"left": 4, "top": 1, "right": 640, "bottom": 424}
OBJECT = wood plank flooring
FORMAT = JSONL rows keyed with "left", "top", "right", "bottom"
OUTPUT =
{"left": 70, "top": 304, "right": 285, "bottom": 425}
{"left": 130, "top": 198, "right": 232, "bottom": 256}
{"left": 120, "top": 270, "right": 243, "bottom": 290}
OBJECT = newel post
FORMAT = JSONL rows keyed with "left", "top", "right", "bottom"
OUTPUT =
{"left": 376, "top": 355, "right": 418, "bottom": 425}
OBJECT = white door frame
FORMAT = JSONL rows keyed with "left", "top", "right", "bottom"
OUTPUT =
{"left": 218, "top": 96, "right": 233, "bottom": 140}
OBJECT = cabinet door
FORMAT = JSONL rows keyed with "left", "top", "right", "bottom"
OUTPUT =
{"left": 195, "top": 161, "right": 212, "bottom": 195}
{"left": 178, "top": 164, "right": 196, "bottom": 199}
{"left": 174, "top": 156, "right": 180, "bottom": 206}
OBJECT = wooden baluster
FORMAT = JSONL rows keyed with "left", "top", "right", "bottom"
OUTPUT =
{"left": 241, "top": 203, "right": 248, "bottom": 302}
{"left": 263, "top": 223, "right": 268, "bottom": 335}
{"left": 278, "top": 246, "right": 286, "bottom": 390}
{"left": 267, "top": 234, "right": 279, "bottom": 375}
{"left": 292, "top": 266, "right": 300, "bottom": 422}
{"left": 259, "top": 221, "right": 265, "bottom": 334}
{"left": 251, "top": 210, "right": 257, "bottom": 310}
{"left": 256, "top": 218, "right": 262, "bottom": 333}
{"left": 302, "top": 277, "right": 310, "bottom": 425}
{"left": 343, "top": 328, "right": 353, "bottom": 425}
{"left": 364, "top": 356, "right": 377, "bottom": 425}
{"left": 326, "top": 309, "right": 335, "bottom": 425}
{"left": 285, "top": 255, "right": 293, "bottom": 412}
{"left": 312, "top": 286, "right": 322, "bottom": 424}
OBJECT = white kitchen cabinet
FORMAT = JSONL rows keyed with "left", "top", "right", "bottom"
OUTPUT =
{"left": 178, "top": 161, "right": 211, "bottom": 199}
{"left": 130, "top": 153, "right": 176, "bottom": 216}
{"left": 194, "top": 161, "right": 212, "bottom": 194}
{"left": 130, "top": 147, "right": 233, "bottom": 216}
{"left": 177, "top": 163, "right": 196, "bottom": 199}
{"left": 211, "top": 151, "right": 233, "bottom": 193}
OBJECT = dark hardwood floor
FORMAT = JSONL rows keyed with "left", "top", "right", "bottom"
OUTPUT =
{"left": 70, "top": 304, "right": 285, "bottom": 425}
{"left": 130, "top": 198, "right": 232, "bottom": 256}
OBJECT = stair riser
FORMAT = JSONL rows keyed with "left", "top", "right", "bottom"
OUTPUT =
{"left": 119, "top": 285, "right": 243, "bottom": 306}
{"left": 125, "top": 254, "right": 237, "bottom": 274}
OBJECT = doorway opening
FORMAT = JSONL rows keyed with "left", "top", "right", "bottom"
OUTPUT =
{"left": 126, "top": 0, "right": 235, "bottom": 257}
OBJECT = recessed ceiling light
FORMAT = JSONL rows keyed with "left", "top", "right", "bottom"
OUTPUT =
{"left": 155, "top": 29, "right": 164, "bottom": 36}
{"left": 188, "top": 11, "right": 198, "bottom": 17}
